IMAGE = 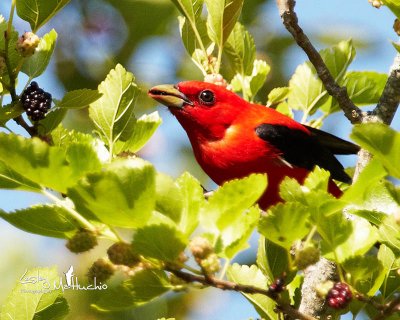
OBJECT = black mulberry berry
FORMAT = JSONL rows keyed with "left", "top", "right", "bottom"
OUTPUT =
{"left": 20, "top": 81, "right": 52, "bottom": 121}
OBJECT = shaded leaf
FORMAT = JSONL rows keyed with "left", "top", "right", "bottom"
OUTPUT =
{"left": 57, "top": 89, "right": 102, "bottom": 109}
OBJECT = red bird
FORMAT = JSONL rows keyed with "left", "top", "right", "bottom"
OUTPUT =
{"left": 148, "top": 81, "right": 359, "bottom": 209}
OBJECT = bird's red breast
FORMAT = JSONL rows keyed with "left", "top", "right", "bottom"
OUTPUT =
{"left": 148, "top": 81, "right": 358, "bottom": 209}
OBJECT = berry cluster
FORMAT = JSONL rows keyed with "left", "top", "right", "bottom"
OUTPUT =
{"left": 16, "top": 32, "right": 40, "bottom": 57}
{"left": 326, "top": 282, "right": 352, "bottom": 309}
{"left": 20, "top": 81, "right": 52, "bottom": 121}
{"left": 269, "top": 276, "right": 285, "bottom": 295}
{"left": 87, "top": 259, "right": 114, "bottom": 283}
{"left": 107, "top": 242, "right": 140, "bottom": 267}
{"left": 66, "top": 229, "right": 98, "bottom": 253}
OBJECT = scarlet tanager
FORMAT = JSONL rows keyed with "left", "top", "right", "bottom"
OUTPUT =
{"left": 148, "top": 81, "right": 359, "bottom": 209}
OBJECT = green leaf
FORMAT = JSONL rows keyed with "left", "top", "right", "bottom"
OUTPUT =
{"left": 343, "top": 256, "right": 383, "bottom": 295}
{"left": 222, "top": 206, "right": 259, "bottom": 258}
{"left": 288, "top": 40, "right": 355, "bottom": 115}
{"left": 378, "top": 215, "right": 400, "bottom": 254}
{"left": 0, "top": 204, "right": 77, "bottom": 238}
{"left": 132, "top": 224, "right": 187, "bottom": 262}
{"left": 171, "top": 0, "right": 204, "bottom": 26}
{"left": 267, "top": 87, "right": 290, "bottom": 106}
{"left": 125, "top": 270, "right": 171, "bottom": 303}
{"left": 155, "top": 173, "right": 183, "bottom": 223}
{"left": 287, "top": 62, "right": 325, "bottom": 114}
{"left": 257, "top": 236, "right": 291, "bottom": 280}
{"left": 201, "top": 174, "right": 267, "bottom": 233}
{"left": 351, "top": 123, "right": 400, "bottom": 178}
{"left": 0, "top": 103, "right": 25, "bottom": 126}
{"left": 204, "top": 0, "right": 244, "bottom": 47}
{"left": 392, "top": 41, "right": 400, "bottom": 53}
{"left": 321, "top": 217, "right": 378, "bottom": 263}
{"left": 0, "top": 160, "right": 40, "bottom": 191}
{"left": 21, "top": 29, "right": 57, "bottom": 78}
{"left": 89, "top": 64, "right": 140, "bottom": 154}
{"left": 37, "top": 108, "right": 68, "bottom": 135}
{"left": 377, "top": 245, "right": 396, "bottom": 298}
{"left": 16, "top": 0, "right": 70, "bottom": 31}
{"left": 344, "top": 71, "right": 387, "bottom": 106}
{"left": 1, "top": 266, "right": 62, "bottom": 320}
{"left": 175, "top": 172, "right": 203, "bottom": 235}
{"left": 319, "top": 39, "right": 355, "bottom": 81}
{"left": 227, "top": 264, "right": 278, "bottom": 320}
{"left": 225, "top": 22, "right": 256, "bottom": 75}
{"left": 258, "top": 202, "right": 311, "bottom": 249}
{"left": 57, "top": 89, "right": 102, "bottom": 109}
{"left": 91, "top": 285, "right": 136, "bottom": 311}
{"left": 115, "top": 111, "right": 162, "bottom": 154}
{"left": 33, "top": 296, "right": 69, "bottom": 320}
{"left": 231, "top": 60, "right": 271, "bottom": 101}
{"left": 0, "top": 133, "right": 99, "bottom": 193}
{"left": 382, "top": 0, "right": 400, "bottom": 18}
{"left": 67, "top": 158, "right": 155, "bottom": 228}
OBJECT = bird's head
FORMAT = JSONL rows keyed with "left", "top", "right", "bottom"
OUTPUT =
{"left": 148, "top": 81, "right": 248, "bottom": 141}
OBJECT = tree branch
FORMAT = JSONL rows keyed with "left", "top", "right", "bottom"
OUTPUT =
{"left": 166, "top": 267, "right": 318, "bottom": 320}
{"left": 275, "top": 0, "right": 362, "bottom": 124}
{"left": 374, "top": 53, "right": 400, "bottom": 125}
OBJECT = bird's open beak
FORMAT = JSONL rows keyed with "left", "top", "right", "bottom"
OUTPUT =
{"left": 148, "top": 84, "right": 193, "bottom": 109}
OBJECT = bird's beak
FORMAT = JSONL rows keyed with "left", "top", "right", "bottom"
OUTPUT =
{"left": 148, "top": 84, "right": 193, "bottom": 109}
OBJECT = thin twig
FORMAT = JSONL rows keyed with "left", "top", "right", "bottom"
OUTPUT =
{"left": 166, "top": 267, "right": 318, "bottom": 320}
{"left": 275, "top": 0, "right": 362, "bottom": 124}
{"left": 372, "top": 295, "right": 400, "bottom": 320}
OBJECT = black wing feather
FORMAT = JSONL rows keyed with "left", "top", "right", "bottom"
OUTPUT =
{"left": 255, "top": 124, "right": 357, "bottom": 184}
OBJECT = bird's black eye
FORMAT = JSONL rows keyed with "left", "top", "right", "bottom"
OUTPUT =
{"left": 199, "top": 90, "right": 215, "bottom": 106}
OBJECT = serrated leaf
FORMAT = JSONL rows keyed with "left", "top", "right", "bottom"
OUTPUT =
{"left": 257, "top": 236, "right": 291, "bottom": 280}
{"left": 377, "top": 245, "right": 396, "bottom": 298}
{"left": 32, "top": 296, "right": 69, "bottom": 320}
{"left": 267, "top": 87, "right": 290, "bottom": 106}
{"left": 21, "top": 29, "right": 57, "bottom": 78}
{"left": 258, "top": 202, "right": 311, "bottom": 249}
{"left": 0, "top": 133, "right": 99, "bottom": 193}
{"left": 227, "top": 264, "right": 278, "bottom": 320}
{"left": 176, "top": 172, "right": 203, "bottom": 235}
{"left": 379, "top": 215, "right": 400, "bottom": 253}
{"left": 204, "top": 0, "right": 244, "bottom": 47}
{"left": 115, "top": 111, "right": 162, "bottom": 154}
{"left": 91, "top": 285, "right": 136, "bottom": 311}
{"left": 0, "top": 160, "right": 40, "bottom": 191}
{"left": 57, "top": 89, "right": 102, "bottom": 109}
{"left": 343, "top": 256, "right": 383, "bottom": 295}
{"left": 225, "top": 22, "right": 256, "bottom": 76}
{"left": 155, "top": 173, "right": 183, "bottom": 223}
{"left": 16, "top": 0, "right": 70, "bottom": 31}
{"left": 222, "top": 206, "right": 259, "bottom": 258}
{"left": 231, "top": 59, "right": 270, "bottom": 101}
{"left": 0, "top": 205, "right": 77, "bottom": 238}
{"left": 321, "top": 217, "right": 378, "bottom": 263}
{"left": 132, "top": 224, "right": 187, "bottom": 262}
{"left": 1, "top": 266, "right": 62, "bottom": 320}
{"left": 67, "top": 158, "right": 155, "bottom": 228}
{"left": 89, "top": 64, "right": 139, "bottom": 154}
{"left": 351, "top": 123, "right": 400, "bottom": 178}
{"left": 201, "top": 174, "right": 267, "bottom": 233}
{"left": 37, "top": 108, "right": 67, "bottom": 135}
{"left": 287, "top": 62, "right": 325, "bottom": 114}
{"left": 344, "top": 71, "right": 387, "bottom": 106}
{"left": 125, "top": 269, "right": 171, "bottom": 303}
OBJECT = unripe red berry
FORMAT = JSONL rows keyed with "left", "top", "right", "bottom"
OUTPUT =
{"left": 326, "top": 282, "right": 352, "bottom": 309}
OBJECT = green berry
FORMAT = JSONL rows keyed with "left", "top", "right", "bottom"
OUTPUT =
{"left": 66, "top": 229, "right": 98, "bottom": 253}
{"left": 199, "top": 253, "right": 221, "bottom": 274}
{"left": 189, "top": 236, "right": 213, "bottom": 260}
{"left": 87, "top": 259, "right": 114, "bottom": 283}
{"left": 107, "top": 242, "right": 140, "bottom": 267}
{"left": 294, "top": 243, "right": 320, "bottom": 270}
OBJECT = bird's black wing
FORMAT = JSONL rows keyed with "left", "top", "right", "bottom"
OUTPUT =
{"left": 255, "top": 124, "right": 357, "bottom": 183}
